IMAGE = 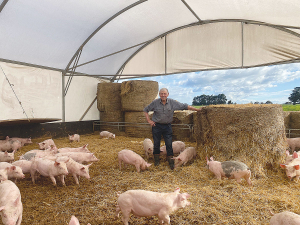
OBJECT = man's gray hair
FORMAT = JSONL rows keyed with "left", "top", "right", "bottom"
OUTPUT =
{"left": 159, "top": 88, "right": 169, "bottom": 93}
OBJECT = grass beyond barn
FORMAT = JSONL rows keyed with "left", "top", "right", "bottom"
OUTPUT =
{"left": 15, "top": 134, "right": 300, "bottom": 224}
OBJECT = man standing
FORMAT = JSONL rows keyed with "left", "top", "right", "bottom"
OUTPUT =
{"left": 143, "top": 88, "right": 201, "bottom": 170}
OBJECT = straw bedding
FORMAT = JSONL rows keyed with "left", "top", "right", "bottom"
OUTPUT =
{"left": 194, "top": 104, "right": 288, "bottom": 178}
{"left": 13, "top": 131, "right": 300, "bottom": 225}
{"left": 120, "top": 80, "right": 158, "bottom": 111}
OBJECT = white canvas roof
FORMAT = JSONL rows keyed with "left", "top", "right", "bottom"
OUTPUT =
{"left": 1, "top": 0, "right": 300, "bottom": 81}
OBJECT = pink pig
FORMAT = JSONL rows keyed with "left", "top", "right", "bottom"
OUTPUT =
{"left": 118, "top": 149, "right": 151, "bottom": 172}
{"left": 143, "top": 138, "right": 153, "bottom": 159}
{"left": 0, "top": 150, "right": 16, "bottom": 163}
{"left": 0, "top": 140, "right": 22, "bottom": 152}
{"left": 69, "top": 215, "right": 91, "bottom": 225}
{"left": 0, "top": 163, "right": 25, "bottom": 180}
{"left": 160, "top": 141, "right": 185, "bottom": 155}
{"left": 0, "top": 180, "right": 23, "bottom": 225}
{"left": 53, "top": 156, "right": 93, "bottom": 185}
{"left": 116, "top": 187, "right": 190, "bottom": 225}
{"left": 12, "top": 160, "right": 33, "bottom": 174}
{"left": 172, "top": 147, "right": 196, "bottom": 169}
{"left": 58, "top": 144, "right": 90, "bottom": 153}
{"left": 269, "top": 210, "right": 300, "bottom": 225}
{"left": 100, "top": 131, "right": 115, "bottom": 139}
{"left": 56, "top": 152, "right": 98, "bottom": 164}
{"left": 8, "top": 137, "right": 32, "bottom": 147}
{"left": 30, "top": 158, "right": 68, "bottom": 186}
{"left": 38, "top": 139, "right": 56, "bottom": 150}
{"left": 287, "top": 138, "right": 300, "bottom": 152}
{"left": 280, "top": 157, "right": 300, "bottom": 181}
{"left": 206, "top": 157, "right": 252, "bottom": 186}
{"left": 0, "top": 168, "right": 8, "bottom": 182}
{"left": 20, "top": 145, "right": 58, "bottom": 161}
{"left": 69, "top": 134, "right": 80, "bottom": 142}
{"left": 285, "top": 150, "right": 300, "bottom": 164}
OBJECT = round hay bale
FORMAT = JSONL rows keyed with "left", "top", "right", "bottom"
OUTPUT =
{"left": 172, "top": 110, "right": 195, "bottom": 142}
{"left": 288, "top": 111, "right": 300, "bottom": 137}
{"left": 121, "top": 80, "right": 158, "bottom": 111}
{"left": 97, "top": 82, "right": 122, "bottom": 112}
{"left": 100, "top": 111, "right": 124, "bottom": 133}
{"left": 124, "top": 111, "right": 153, "bottom": 138}
{"left": 193, "top": 104, "right": 288, "bottom": 177}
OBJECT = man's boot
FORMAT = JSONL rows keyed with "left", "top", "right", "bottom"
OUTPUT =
{"left": 167, "top": 156, "right": 175, "bottom": 170}
{"left": 154, "top": 154, "right": 160, "bottom": 166}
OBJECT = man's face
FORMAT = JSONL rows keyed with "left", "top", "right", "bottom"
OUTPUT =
{"left": 159, "top": 90, "right": 169, "bottom": 101}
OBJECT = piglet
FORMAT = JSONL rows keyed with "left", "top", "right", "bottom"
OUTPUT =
{"left": 116, "top": 187, "right": 190, "bottom": 225}
{"left": 30, "top": 158, "right": 68, "bottom": 186}
{"left": 206, "top": 157, "right": 252, "bottom": 186}
{"left": 0, "top": 150, "right": 15, "bottom": 163}
{"left": 12, "top": 160, "right": 33, "bottom": 174}
{"left": 285, "top": 150, "right": 300, "bottom": 164}
{"left": 173, "top": 147, "right": 196, "bottom": 169}
{"left": 69, "top": 215, "right": 91, "bottom": 225}
{"left": 69, "top": 134, "right": 80, "bottom": 143}
{"left": 20, "top": 145, "right": 58, "bottom": 161}
{"left": 0, "top": 140, "right": 21, "bottom": 152}
{"left": 100, "top": 131, "right": 115, "bottom": 139}
{"left": 0, "top": 180, "right": 23, "bottom": 225}
{"left": 269, "top": 210, "right": 300, "bottom": 225}
{"left": 143, "top": 138, "right": 153, "bottom": 159}
{"left": 287, "top": 137, "right": 300, "bottom": 152}
{"left": 280, "top": 157, "right": 300, "bottom": 181}
{"left": 52, "top": 156, "right": 93, "bottom": 185}
{"left": 56, "top": 152, "right": 98, "bottom": 164}
{"left": 118, "top": 149, "right": 151, "bottom": 172}
{"left": 160, "top": 141, "right": 185, "bottom": 155}
{"left": 0, "top": 162, "right": 25, "bottom": 181}
{"left": 58, "top": 144, "right": 90, "bottom": 153}
{"left": 8, "top": 137, "right": 32, "bottom": 147}
{"left": 38, "top": 139, "right": 56, "bottom": 150}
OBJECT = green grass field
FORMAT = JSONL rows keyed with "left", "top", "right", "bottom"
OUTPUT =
{"left": 192, "top": 104, "right": 300, "bottom": 111}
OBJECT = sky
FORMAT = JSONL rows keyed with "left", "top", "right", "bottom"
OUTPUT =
{"left": 123, "top": 62, "right": 300, "bottom": 105}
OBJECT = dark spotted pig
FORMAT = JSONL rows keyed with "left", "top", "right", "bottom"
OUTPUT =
{"left": 206, "top": 157, "right": 252, "bottom": 186}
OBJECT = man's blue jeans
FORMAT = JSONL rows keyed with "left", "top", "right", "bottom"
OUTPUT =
{"left": 152, "top": 123, "right": 173, "bottom": 156}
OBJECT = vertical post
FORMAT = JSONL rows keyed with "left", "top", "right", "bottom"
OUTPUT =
{"left": 241, "top": 22, "right": 244, "bottom": 68}
{"left": 62, "top": 71, "right": 66, "bottom": 122}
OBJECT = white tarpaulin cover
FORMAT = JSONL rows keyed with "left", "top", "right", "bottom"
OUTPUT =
{"left": 0, "top": 0, "right": 300, "bottom": 121}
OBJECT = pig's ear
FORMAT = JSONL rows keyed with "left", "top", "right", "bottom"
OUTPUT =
{"left": 0, "top": 206, "right": 5, "bottom": 211}
{"left": 293, "top": 151, "right": 299, "bottom": 159}
{"left": 4, "top": 151, "right": 8, "bottom": 155}
{"left": 178, "top": 158, "right": 182, "bottom": 161}
{"left": 175, "top": 187, "right": 180, "bottom": 192}
{"left": 286, "top": 150, "right": 290, "bottom": 157}
{"left": 295, "top": 165, "right": 300, "bottom": 170}
{"left": 147, "top": 163, "right": 152, "bottom": 167}
{"left": 80, "top": 167, "right": 85, "bottom": 171}
{"left": 11, "top": 166, "right": 16, "bottom": 170}
{"left": 54, "top": 161, "right": 60, "bottom": 166}
{"left": 83, "top": 144, "right": 88, "bottom": 148}
{"left": 87, "top": 163, "right": 93, "bottom": 168}
{"left": 280, "top": 164, "right": 286, "bottom": 169}
{"left": 210, "top": 156, "right": 214, "bottom": 161}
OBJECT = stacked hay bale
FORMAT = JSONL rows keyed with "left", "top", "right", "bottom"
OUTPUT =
{"left": 121, "top": 80, "right": 158, "bottom": 138}
{"left": 194, "top": 104, "right": 288, "bottom": 177}
{"left": 172, "top": 110, "right": 195, "bottom": 142}
{"left": 286, "top": 111, "right": 300, "bottom": 137}
{"left": 97, "top": 82, "right": 124, "bottom": 134}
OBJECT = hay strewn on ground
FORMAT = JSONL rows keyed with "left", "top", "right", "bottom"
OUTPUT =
{"left": 14, "top": 133, "right": 300, "bottom": 225}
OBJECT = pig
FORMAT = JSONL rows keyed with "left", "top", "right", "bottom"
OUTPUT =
{"left": 0, "top": 168, "right": 8, "bottom": 182}
{"left": 269, "top": 210, "right": 300, "bottom": 225}
{"left": 287, "top": 138, "right": 300, "bottom": 152}
{"left": 69, "top": 134, "right": 80, "bottom": 142}
{"left": 8, "top": 137, "right": 32, "bottom": 147}
{"left": 50, "top": 156, "right": 92, "bottom": 185}
{"left": 12, "top": 160, "right": 33, "bottom": 174}
{"left": 280, "top": 158, "right": 300, "bottom": 181}
{"left": 118, "top": 149, "right": 151, "bottom": 172}
{"left": 0, "top": 163, "right": 25, "bottom": 181}
{"left": 0, "top": 180, "right": 23, "bottom": 225}
{"left": 143, "top": 138, "right": 153, "bottom": 159}
{"left": 19, "top": 146, "right": 58, "bottom": 161}
{"left": 160, "top": 141, "right": 185, "bottom": 155}
{"left": 0, "top": 150, "right": 15, "bottom": 163}
{"left": 116, "top": 187, "right": 190, "bottom": 225}
{"left": 172, "top": 147, "right": 196, "bottom": 169}
{"left": 100, "top": 131, "right": 115, "bottom": 139}
{"left": 0, "top": 140, "right": 22, "bottom": 152}
{"left": 285, "top": 150, "right": 300, "bottom": 164}
{"left": 38, "top": 139, "right": 56, "bottom": 150}
{"left": 206, "top": 157, "right": 252, "bottom": 186}
{"left": 58, "top": 144, "right": 90, "bottom": 153}
{"left": 55, "top": 152, "right": 98, "bottom": 164}
{"left": 30, "top": 158, "right": 68, "bottom": 186}
{"left": 69, "top": 215, "right": 91, "bottom": 225}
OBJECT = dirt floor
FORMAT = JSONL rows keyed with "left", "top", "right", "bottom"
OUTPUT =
{"left": 11, "top": 133, "right": 300, "bottom": 225}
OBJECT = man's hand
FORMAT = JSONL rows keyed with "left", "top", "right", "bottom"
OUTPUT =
{"left": 148, "top": 120, "right": 156, "bottom": 127}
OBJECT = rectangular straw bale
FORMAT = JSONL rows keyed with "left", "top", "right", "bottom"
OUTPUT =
{"left": 124, "top": 111, "right": 152, "bottom": 138}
